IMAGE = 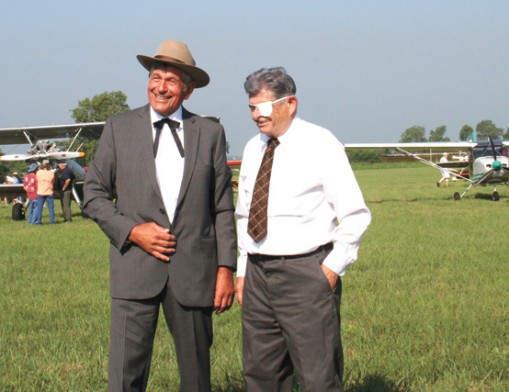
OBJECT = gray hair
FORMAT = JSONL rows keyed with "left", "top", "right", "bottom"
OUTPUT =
{"left": 244, "top": 67, "right": 297, "bottom": 98}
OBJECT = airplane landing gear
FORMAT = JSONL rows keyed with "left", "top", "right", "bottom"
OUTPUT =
{"left": 453, "top": 192, "right": 461, "bottom": 201}
{"left": 492, "top": 191, "right": 500, "bottom": 201}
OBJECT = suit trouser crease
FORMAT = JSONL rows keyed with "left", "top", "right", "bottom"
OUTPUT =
{"left": 109, "top": 279, "right": 213, "bottom": 392}
{"left": 242, "top": 250, "right": 344, "bottom": 392}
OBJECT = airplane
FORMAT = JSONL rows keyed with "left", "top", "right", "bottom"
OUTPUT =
{"left": 345, "top": 138, "right": 509, "bottom": 201}
{"left": 0, "top": 121, "right": 242, "bottom": 220}
{"left": 0, "top": 122, "right": 105, "bottom": 214}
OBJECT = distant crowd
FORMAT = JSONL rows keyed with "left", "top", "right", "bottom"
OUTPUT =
{"left": 1, "top": 159, "right": 75, "bottom": 224}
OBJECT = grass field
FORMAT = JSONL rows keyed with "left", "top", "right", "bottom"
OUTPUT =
{"left": 1, "top": 165, "right": 508, "bottom": 391}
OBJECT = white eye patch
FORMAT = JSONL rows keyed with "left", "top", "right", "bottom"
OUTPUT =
{"left": 250, "top": 96, "right": 288, "bottom": 117}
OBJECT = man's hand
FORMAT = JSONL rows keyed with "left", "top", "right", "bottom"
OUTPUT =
{"left": 128, "top": 222, "right": 176, "bottom": 262}
{"left": 235, "top": 276, "right": 245, "bottom": 306}
{"left": 214, "top": 267, "right": 235, "bottom": 314}
{"left": 321, "top": 264, "right": 340, "bottom": 289}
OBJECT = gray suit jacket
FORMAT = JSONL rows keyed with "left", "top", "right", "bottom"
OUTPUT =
{"left": 83, "top": 105, "right": 237, "bottom": 307}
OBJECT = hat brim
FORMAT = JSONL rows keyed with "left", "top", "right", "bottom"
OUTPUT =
{"left": 137, "top": 55, "right": 210, "bottom": 88}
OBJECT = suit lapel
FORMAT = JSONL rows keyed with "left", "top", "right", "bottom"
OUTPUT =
{"left": 177, "top": 108, "right": 199, "bottom": 208}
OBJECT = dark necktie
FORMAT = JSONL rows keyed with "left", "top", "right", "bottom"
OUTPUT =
{"left": 153, "top": 118, "right": 184, "bottom": 158}
{"left": 247, "top": 138, "right": 280, "bottom": 242}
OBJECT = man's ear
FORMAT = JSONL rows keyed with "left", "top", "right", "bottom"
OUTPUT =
{"left": 184, "top": 82, "right": 196, "bottom": 100}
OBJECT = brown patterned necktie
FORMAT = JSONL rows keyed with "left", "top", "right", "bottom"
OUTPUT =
{"left": 153, "top": 118, "right": 184, "bottom": 158}
{"left": 247, "top": 138, "right": 280, "bottom": 242}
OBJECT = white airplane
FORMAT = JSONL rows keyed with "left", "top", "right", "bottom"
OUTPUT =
{"left": 0, "top": 122, "right": 105, "bottom": 211}
{"left": 345, "top": 138, "right": 509, "bottom": 201}
{"left": 0, "top": 120, "right": 240, "bottom": 219}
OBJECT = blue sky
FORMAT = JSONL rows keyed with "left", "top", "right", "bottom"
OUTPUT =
{"left": 1, "top": 0, "right": 508, "bottom": 156}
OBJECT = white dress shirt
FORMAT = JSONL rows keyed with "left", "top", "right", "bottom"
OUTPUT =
{"left": 151, "top": 106, "right": 185, "bottom": 223}
{"left": 236, "top": 117, "right": 371, "bottom": 276}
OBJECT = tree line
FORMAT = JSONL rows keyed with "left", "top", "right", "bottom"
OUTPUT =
{"left": 399, "top": 120, "right": 509, "bottom": 143}
{"left": 1, "top": 91, "right": 507, "bottom": 168}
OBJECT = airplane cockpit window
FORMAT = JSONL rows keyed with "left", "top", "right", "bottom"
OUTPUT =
{"left": 472, "top": 141, "right": 506, "bottom": 159}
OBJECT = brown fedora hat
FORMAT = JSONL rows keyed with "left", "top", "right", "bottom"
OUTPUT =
{"left": 137, "top": 39, "right": 210, "bottom": 88}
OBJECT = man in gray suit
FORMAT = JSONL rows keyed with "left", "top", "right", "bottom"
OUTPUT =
{"left": 84, "top": 38, "right": 237, "bottom": 392}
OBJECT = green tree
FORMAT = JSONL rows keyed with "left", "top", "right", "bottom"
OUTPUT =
{"left": 475, "top": 119, "right": 503, "bottom": 140}
{"left": 459, "top": 125, "right": 474, "bottom": 141}
{"left": 400, "top": 126, "right": 427, "bottom": 142}
{"left": 69, "top": 91, "right": 130, "bottom": 165}
{"left": 503, "top": 124, "right": 509, "bottom": 140}
{"left": 70, "top": 91, "right": 129, "bottom": 122}
{"left": 428, "top": 125, "right": 450, "bottom": 142}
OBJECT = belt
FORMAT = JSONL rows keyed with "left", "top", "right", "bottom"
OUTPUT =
{"left": 248, "top": 242, "right": 333, "bottom": 263}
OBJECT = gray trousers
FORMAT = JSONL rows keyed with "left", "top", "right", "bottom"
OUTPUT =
{"left": 60, "top": 189, "right": 72, "bottom": 222}
{"left": 108, "top": 280, "right": 213, "bottom": 392}
{"left": 243, "top": 248, "right": 344, "bottom": 392}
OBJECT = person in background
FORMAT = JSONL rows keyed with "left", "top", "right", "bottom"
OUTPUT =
{"left": 437, "top": 152, "right": 450, "bottom": 187}
{"left": 35, "top": 160, "right": 55, "bottom": 224}
{"left": 23, "top": 163, "right": 39, "bottom": 224}
{"left": 235, "top": 67, "right": 371, "bottom": 391}
{"left": 57, "top": 160, "right": 75, "bottom": 222}
{"left": 0, "top": 172, "right": 8, "bottom": 205}
{"left": 83, "top": 38, "right": 237, "bottom": 392}
{"left": 11, "top": 172, "right": 22, "bottom": 184}
{"left": 9, "top": 172, "right": 23, "bottom": 204}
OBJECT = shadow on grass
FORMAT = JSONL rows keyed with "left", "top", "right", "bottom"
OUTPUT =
{"left": 212, "top": 374, "right": 409, "bottom": 392}
{"left": 473, "top": 192, "right": 498, "bottom": 201}
{"left": 347, "top": 374, "right": 410, "bottom": 392}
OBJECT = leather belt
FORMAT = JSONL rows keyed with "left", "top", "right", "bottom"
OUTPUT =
{"left": 248, "top": 242, "right": 333, "bottom": 263}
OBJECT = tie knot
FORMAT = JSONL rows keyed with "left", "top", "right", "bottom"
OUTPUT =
{"left": 154, "top": 118, "right": 180, "bottom": 130}
{"left": 267, "top": 138, "right": 280, "bottom": 148}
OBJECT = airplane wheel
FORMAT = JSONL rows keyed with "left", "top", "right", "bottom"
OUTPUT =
{"left": 453, "top": 192, "right": 461, "bottom": 201}
{"left": 492, "top": 191, "right": 500, "bottom": 201}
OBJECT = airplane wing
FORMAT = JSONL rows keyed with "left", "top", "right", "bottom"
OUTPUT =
{"left": 345, "top": 141, "right": 479, "bottom": 183}
{"left": 0, "top": 151, "right": 85, "bottom": 161}
{"left": 0, "top": 122, "right": 105, "bottom": 145}
{"left": 344, "top": 141, "right": 477, "bottom": 152}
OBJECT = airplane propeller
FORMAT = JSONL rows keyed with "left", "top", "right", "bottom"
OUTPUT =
{"left": 488, "top": 136, "right": 502, "bottom": 171}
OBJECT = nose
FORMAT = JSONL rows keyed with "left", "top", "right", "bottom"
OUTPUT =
{"left": 156, "top": 79, "right": 168, "bottom": 92}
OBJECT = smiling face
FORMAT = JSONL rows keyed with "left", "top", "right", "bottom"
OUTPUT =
{"left": 248, "top": 89, "right": 297, "bottom": 138}
{"left": 147, "top": 65, "right": 195, "bottom": 117}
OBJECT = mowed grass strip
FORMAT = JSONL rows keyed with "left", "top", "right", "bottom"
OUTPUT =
{"left": 1, "top": 165, "right": 508, "bottom": 391}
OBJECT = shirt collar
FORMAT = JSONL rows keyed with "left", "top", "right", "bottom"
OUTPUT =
{"left": 256, "top": 117, "right": 299, "bottom": 148}
{"left": 150, "top": 106, "right": 183, "bottom": 129}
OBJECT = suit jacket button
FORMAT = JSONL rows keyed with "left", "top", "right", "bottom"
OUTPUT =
{"left": 159, "top": 208, "right": 165, "bottom": 214}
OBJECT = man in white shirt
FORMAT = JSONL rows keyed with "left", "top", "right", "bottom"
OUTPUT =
{"left": 235, "top": 67, "right": 371, "bottom": 392}
{"left": 437, "top": 152, "right": 451, "bottom": 187}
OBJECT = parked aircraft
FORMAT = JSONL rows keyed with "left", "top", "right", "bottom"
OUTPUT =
{"left": 345, "top": 138, "right": 509, "bottom": 201}
{"left": 0, "top": 121, "right": 242, "bottom": 219}
{"left": 0, "top": 122, "right": 105, "bottom": 212}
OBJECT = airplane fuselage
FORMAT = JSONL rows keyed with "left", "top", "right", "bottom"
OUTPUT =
{"left": 471, "top": 156, "right": 509, "bottom": 184}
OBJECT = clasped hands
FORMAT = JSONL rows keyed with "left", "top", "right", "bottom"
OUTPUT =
{"left": 128, "top": 222, "right": 234, "bottom": 314}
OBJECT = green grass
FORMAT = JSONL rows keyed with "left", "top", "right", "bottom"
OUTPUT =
{"left": 1, "top": 166, "right": 508, "bottom": 391}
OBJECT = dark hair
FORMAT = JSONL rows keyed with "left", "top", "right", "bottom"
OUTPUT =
{"left": 244, "top": 67, "right": 297, "bottom": 98}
